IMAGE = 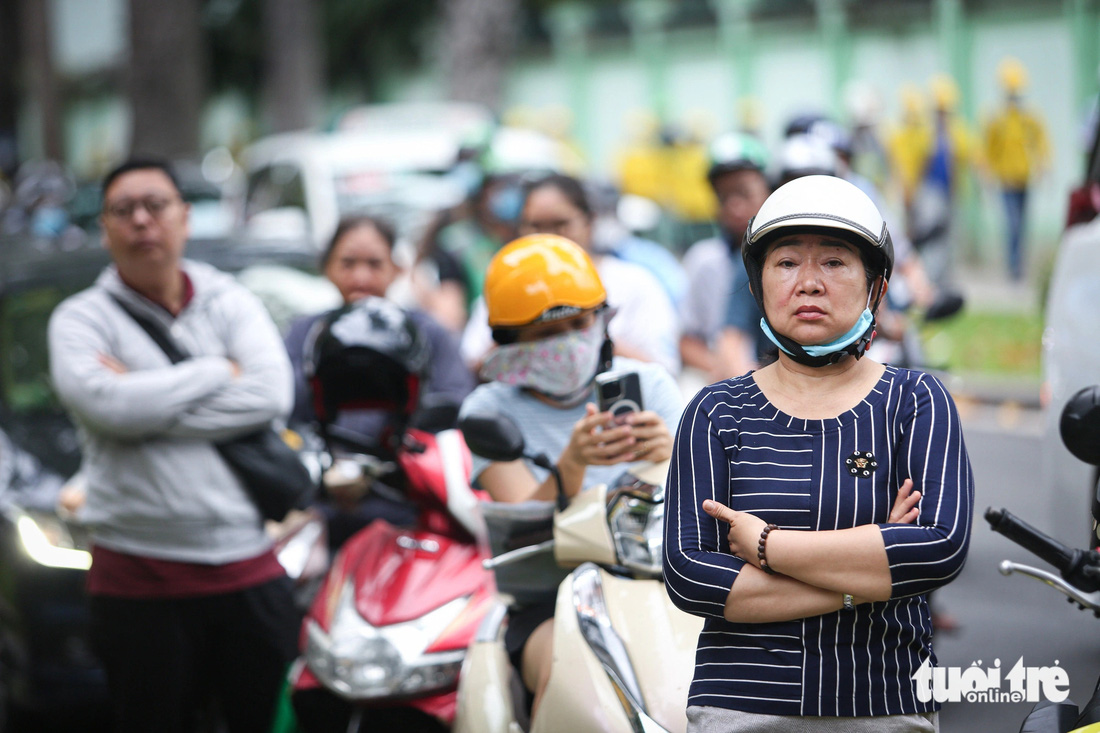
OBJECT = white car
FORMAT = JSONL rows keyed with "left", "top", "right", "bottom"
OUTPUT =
{"left": 240, "top": 102, "right": 581, "bottom": 250}
{"left": 240, "top": 125, "right": 470, "bottom": 250}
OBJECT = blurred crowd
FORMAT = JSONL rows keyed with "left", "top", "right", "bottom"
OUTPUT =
{"left": 0, "top": 58, "right": 1052, "bottom": 392}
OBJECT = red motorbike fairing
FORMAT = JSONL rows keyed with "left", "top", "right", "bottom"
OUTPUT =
{"left": 350, "top": 523, "right": 488, "bottom": 629}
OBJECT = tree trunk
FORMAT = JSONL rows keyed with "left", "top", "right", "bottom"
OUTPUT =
{"left": 18, "top": 0, "right": 65, "bottom": 162}
{"left": 442, "top": 0, "right": 518, "bottom": 113}
{"left": 127, "top": 0, "right": 205, "bottom": 159}
{"left": 261, "top": 0, "right": 324, "bottom": 133}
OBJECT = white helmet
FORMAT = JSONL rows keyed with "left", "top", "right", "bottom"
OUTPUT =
{"left": 741, "top": 175, "right": 894, "bottom": 366}
{"left": 776, "top": 134, "right": 838, "bottom": 184}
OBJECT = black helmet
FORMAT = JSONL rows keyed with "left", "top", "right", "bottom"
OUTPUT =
{"left": 305, "top": 297, "right": 431, "bottom": 425}
{"left": 783, "top": 112, "right": 827, "bottom": 138}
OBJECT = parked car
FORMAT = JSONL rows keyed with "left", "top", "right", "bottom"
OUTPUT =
{"left": 0, "top": 230, "right": 335, "bottom": 728}
{"left": 239, "top": 103, "right": 485, "bottom": 251}
{"left": 1040, "top": 110, "right": 1100, "bottom": 548}
{"left": 238, "top": 102, "right": 580, "bottom": 253}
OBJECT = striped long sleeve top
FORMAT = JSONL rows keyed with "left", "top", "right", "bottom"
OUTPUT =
{"left": 663, "top": 366, "right": 973, "bottom": 717}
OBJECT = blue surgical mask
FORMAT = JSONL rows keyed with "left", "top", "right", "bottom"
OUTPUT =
{"left": 31, "top": 207, "right": 68, "bottom": 237}
{"left": 488, "top": 185, "right": 523, "bottom": 224}
{"left": 760, "top": 308, "right": 874, "bottom": 358}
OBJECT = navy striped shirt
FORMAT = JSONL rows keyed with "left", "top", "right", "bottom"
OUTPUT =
{"left": 663, "top": 366, "right": 973, "bottom": 717}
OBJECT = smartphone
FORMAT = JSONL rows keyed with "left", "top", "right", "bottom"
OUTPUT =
{"left": 595, "top": 371, "right": 644, "bottom": 423}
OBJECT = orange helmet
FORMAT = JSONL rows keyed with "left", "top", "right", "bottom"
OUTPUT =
{"left": 484, "top": 234, "right": 606, "bottom": 328}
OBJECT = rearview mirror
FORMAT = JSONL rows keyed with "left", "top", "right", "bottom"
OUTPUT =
{"left": 458, "top": 413, "right": 526, "bottom": 462}
{"left": 409, "top": 396, "right": 461, "bottom": 434}
{"left": 1060, "top": 385, "right": 1100, "bottom": 466}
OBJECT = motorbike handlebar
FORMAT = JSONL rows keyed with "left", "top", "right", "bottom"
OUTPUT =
{"left": 986, "top": 507, "right": 1100, "bottom": 594}
{"left": 985, "top": 507, "right": 1075, "bottom": 572}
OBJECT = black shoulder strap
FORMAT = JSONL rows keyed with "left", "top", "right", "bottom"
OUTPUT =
{"left": 108, "top": 293, "right": 190, "bottom": 364}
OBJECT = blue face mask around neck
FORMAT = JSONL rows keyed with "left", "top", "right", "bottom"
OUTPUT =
{"left": 760, "top": 307, "right": 874, "bottom": 358}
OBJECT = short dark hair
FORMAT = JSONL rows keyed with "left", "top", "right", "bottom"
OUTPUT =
{"left": 101, "top": 158, "right": 181, "bottom": 204}
{"left": 321, "top": 215, "right": 398, "bottom": 269}
{"left": 522, "top": 173, "right": 593, "bottom": 221}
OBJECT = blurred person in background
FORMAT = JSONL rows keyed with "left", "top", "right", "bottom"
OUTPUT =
{"left": 423, "top": 124, "right": 579, "bottom": 333}
{"left": 587, "top": 178, "right": 688, "bottom": 308}
{"left": 462, "top": 173, "right": 681, "bottom": 376}
{"left": 285, "top": 215, "right": 475, "bottom": 547}
{"left": 48, "top": 159, "right": 299, "bottom": 733}
{"left": 909, "top": 74, "right": 979, "bottom": 286}
{"left": 420, "top": 154, "right": 523, "bottom": 330}
{"left": 983, "top": 57, "right": 1051, "bottom": 281}
{"left": 844, "top": 81, "right": 892, "bottom": 191}
{"left": 414, "top": 132, "right": 495, "bottom": 333}
{"left": 680, "top": 132, "right": 773, "bottom": 386}
{"left": 0, "top": 159, "right": 78, "bottom": 239}
{"left": 887, "top": 85, "right": 933, "bottom": 224}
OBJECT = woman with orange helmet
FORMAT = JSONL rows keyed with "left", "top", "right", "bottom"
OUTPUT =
{"left": 459, "top": 233, "right": 684, "bottom": 718}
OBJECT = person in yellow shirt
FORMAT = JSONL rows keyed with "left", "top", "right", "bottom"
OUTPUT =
{"left": 909, "top": 75, "right": 979, "bottom": 285}
{"left": 983, "top": 57, "right": 1050, "bottom": 280}
{"left": 886, "top": 85, "right": 933, "bottom": 212}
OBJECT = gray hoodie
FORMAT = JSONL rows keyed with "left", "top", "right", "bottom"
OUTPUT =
{"left": 48, "top": 259, "right": 293, "bottom": 564}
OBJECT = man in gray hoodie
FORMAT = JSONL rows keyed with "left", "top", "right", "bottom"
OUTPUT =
{"left": 48, "top": 159, "right": 299, "bottom": 733}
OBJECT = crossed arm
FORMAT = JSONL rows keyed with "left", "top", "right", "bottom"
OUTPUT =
{"left": 701, "top": 482, "right": 921, "bottom": 623}
{"left": 49, "top": 293, "right": 292, "bottom": 442}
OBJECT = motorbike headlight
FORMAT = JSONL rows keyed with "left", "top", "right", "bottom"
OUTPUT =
{"left": 14, "top": 510, "right": 92, "bottom": 570}
{"left": 608, "top": 490, "right": 664, "bottom": 577}
{"left": 304, "top": 580, "right": 468, "bottom": 700}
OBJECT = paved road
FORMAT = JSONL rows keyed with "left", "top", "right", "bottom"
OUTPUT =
{"left": 937, "top": 401, "right": 1100, "bottom": 731}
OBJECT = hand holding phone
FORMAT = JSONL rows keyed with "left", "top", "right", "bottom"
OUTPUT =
{"left": 595, "top": 371, "right": 644, "bottom": 425}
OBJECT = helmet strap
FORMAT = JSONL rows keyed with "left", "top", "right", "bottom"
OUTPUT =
{"left": 761, "top": 315, "right": 877, "bottom": 367}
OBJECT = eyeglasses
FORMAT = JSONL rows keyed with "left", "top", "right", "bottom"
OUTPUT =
{"left": 519, "top": 217, "right": 583, "bottom": 237}
{"left": 103, "top": 196, "right": 179, "bottom": 221}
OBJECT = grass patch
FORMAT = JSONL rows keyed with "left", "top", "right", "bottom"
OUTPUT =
{"left": 919, "top": 309, "right": 1043, "bottom": 376}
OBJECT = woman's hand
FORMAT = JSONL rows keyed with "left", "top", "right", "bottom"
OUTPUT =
{"left": 562, "top": 405, "right": 674, "bottom": 467}
{"left": 889, "top": 478, "right": 921, "bottom": 524}
{"left": 702, "top": 499, "right": 768, "bottom": 568}
{"left": 622, "top": 410, "right": 673, "bottom": 463}
{"left": 562, "top": 404, "right": 638, "bottom": 468}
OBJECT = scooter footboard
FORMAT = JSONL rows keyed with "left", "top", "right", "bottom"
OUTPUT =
{"left": 535, "top": 564, "right": 702, "bottom": 733}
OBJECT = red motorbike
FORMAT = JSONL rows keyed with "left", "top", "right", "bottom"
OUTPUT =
{"left": 288, "top": 423, "right": 494, "bottom": 732}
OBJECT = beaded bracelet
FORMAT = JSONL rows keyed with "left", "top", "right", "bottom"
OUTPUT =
{"left": 757, "top": 523, "right": 779, "bottom": 575}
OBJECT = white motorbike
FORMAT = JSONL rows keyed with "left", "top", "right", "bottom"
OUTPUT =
{"left": 452, "top": 413, "right": 702, "bottom": 733}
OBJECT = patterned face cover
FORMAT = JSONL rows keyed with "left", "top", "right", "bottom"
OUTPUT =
{"left": 480, "top": 318, "right": 606, "bottom": 400}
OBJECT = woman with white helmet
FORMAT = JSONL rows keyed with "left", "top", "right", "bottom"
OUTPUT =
{"left": 664, "top": 175, "right": 974, "bottom": 731}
